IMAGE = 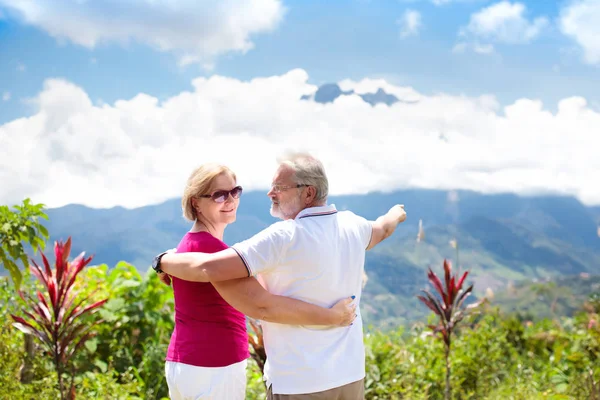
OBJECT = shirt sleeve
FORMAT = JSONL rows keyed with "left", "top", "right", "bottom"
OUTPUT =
{"left": 355, "top": 213, "right": 373, "bottom": 249}
{"left": 231, "top": 221, "right": 294, "bottom": 276}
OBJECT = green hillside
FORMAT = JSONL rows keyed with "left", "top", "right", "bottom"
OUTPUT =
{"left": 3, "top": 189, "right": 599, "bottom": 329}
{"left": 490, "top": 273, "right": 600, "bottom": 321}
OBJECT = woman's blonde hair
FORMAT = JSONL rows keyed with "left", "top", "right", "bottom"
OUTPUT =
{"left": 181, "top": 164, "right": 237, "bottom": 221}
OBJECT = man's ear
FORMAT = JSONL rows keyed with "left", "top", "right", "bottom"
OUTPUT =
{"left": 305, "top": 186, "right": 317, "bottom": 204}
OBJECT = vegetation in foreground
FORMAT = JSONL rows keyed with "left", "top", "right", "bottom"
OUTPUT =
{"left": 1, "top": 261, "right": 599, "bottom": 399}
{"left": 1, "top": 199, "right": 599, "bottom": 399}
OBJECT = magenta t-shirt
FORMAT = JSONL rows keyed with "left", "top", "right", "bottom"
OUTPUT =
{"left": 166, "top": 231, "right": 249, "bottom": 367}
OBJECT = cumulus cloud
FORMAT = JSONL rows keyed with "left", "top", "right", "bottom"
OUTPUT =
{"left": 457, "top": 1, "right": 547, "bottom": 53}
{"left": 2, "top": 92, "right": 10, "bottom": 101}
{"left": 398, "top": 9, "right": 422, "bottom": 38}
{"left": 0, "top": 0, "right": 284, "bottom": 67}
{"left": 560, "top": 0, "right": 600, "bottom": 65}
{"left": 1, "top": 69, "right": 599, "bottom": 209}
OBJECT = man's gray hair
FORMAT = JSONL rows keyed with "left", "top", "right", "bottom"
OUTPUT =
{"left": 278, "top": 152, "right": 329, "bottom": 203}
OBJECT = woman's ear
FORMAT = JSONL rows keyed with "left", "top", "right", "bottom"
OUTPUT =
{"left": 192, "top": 198, "right": 201, "bottom": 216}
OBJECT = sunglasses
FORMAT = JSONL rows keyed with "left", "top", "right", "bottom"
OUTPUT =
{"left": 199, "top": 186, "right": 243, "bottom": 203}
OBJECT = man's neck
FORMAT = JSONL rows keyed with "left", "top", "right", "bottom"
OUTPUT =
{"left": 307, "top": 200, "right": 327, "bottom": 209}
{"left": 285, "top": 201, "right": 328, "bottom": 220}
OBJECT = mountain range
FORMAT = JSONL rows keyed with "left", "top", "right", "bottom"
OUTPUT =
{"left": 301, "top": 83, "right": 406, "bottom": 106}
{"left": 4, "top": 188, "right": 600, "bottom": 328}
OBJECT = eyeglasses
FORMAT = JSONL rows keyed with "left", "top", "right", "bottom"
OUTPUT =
{"left": 199, "top": 186, "right": 243, "bottom": 203}
{"left": 270, "top": 184, "right": 307, "bottom": 193}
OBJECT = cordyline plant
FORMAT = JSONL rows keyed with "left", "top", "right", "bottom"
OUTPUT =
{"left": 10, "top": 237, "right": 107, "bottom": 400}
{"left": 247, "top": 318, "right": 267, "bottom": 387}
{"left": 417, "top": 259, "right": 484, "bottom": 400}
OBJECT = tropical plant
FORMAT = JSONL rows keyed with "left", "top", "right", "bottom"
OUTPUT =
{"left": 416, "top": 259, "right": 483, "bottom": 400}
{"left": 10, "top": 237, "right": 107, "bottom": 399}
{"left": 247, "top": 319, "right": 267, "bottom": 380}
{"left": 0, "top": 198, "right": 49, "bottom": 290}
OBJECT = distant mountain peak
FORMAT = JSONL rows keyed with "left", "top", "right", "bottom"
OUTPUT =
{"left": 301, "top": 83, "right": 401, "bottom": 106}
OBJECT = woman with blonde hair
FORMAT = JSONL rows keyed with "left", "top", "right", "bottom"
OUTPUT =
{"left": 162, "top": 163, "right": 356, "bottom": 400}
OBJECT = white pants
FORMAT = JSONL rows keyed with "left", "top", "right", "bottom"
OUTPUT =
{"left": 164, "top": 359, "right": 247, "bottom": 400}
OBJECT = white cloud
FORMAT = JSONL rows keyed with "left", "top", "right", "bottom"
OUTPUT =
{"left": 397, "top": 0, "right": 484, "bottom": 5}
{"left": 16, "top": 63, "right": 26, "bottom": 72}
{"left": 473, "top": 43, "right": 494, "bottom": 54}
{"left": 398, "top": 9, "right": 422, "bottom": 38}
{"left": 452, "top": 41, "right": 494, "bottom": 55}
{"left": 458, "top": 1, "right": 548, "bottom": 52}
{"left": 2, "top": 92, "right": 10, "bottom": 101}
{"left": 0, "top": 0, "right": 284, "bottom": 67}
{"left": 452, "top": 42, "right": 468, "bottom": 53}
{"left": 1, "top": 69, "right": 599, "bottom": 210}
{"left": 560, "top": 0, "right": 600, "bottom": 65}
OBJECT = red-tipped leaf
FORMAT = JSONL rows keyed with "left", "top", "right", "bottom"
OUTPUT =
{"left": 67, "top": 299, "right": 108, "bottom": 323}
{"left": 29, "top": 259, "right": 49, "bottom": 289}
{"left": 427, "top": 268, "right": 448, "bottom": 305}
{"left": 444, "top": 259, "right": 452, "bottom": 291}
{"left": 456, "top": 270, "right": 469, "bottom": 291}
{"left": 420, "top": 289, "right": 448, "bottom": 325}
{"left": 417, "top": 295, "right": 442, "bottom": 316}
{"left": 455, "top": 284, "right": 474, "bottom": 310}
{"left": 448, "top": 276, "right": 457, "bottom": 305}
{"left": 40, "top": 251, "right": 53, "bottom": 280}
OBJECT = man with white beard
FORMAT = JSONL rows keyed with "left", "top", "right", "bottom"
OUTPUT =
{"left": 153, "top": 152, "right": 407, "bottom": 399}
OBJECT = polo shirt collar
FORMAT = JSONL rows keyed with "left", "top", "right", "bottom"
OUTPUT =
{"left": 295, "top": 204, "right": 338, "bottom": 220}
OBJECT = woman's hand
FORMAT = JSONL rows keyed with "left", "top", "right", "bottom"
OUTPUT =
{"left": 330, "top": 296, "right": 357, "bottom": 326}
{"left": 158, "top": 272, "right": 172, "bottom": 286}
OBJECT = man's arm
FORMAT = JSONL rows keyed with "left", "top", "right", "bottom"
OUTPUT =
{"left": 158, "top": 248, "right": 250, "bottom": 282}
{"left": 212, "top": 277, "right": 356, "bottom": 326}
{"left": 367, "top": 204, "right": 406, "bottom": 250}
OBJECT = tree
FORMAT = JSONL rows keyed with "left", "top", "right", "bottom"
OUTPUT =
{"left": 0, "top": 198, "right": 49, "bottom": 291}
{"left": 1, "top": 198, "right": 50, "bottom": 382}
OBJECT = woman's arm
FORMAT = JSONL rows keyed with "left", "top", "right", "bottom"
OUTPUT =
{"left": 158, "top": 249, "right": 250, "bottom": 282}
{"left": 212, "top": 277, "right": 357, "bottom": 326}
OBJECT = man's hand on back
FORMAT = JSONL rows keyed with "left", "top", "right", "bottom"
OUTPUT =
{"left": 330, "top": 296, "right": 358, "bottom": 326}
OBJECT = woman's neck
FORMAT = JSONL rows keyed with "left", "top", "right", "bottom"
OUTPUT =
{"left": 190, "top": 220, "right": 226, "bottom": 241}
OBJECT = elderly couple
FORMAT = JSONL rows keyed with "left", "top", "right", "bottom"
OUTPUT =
{"left": 152, "top": 152, "right": 407, "bottom": 400}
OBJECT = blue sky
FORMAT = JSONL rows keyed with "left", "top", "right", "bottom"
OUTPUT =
{"left": 1, "top": 0, "right": 598, "bottom": 124}
{"left": 1, "top": 0, "right": 599, "bottom": 209}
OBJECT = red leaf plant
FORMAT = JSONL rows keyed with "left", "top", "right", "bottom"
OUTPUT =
{"left": 417, "top": 259, "right": 484, "bottom": 400}
{"left": 10, "top": 237, "right": 107, "bottom": 400}
{"left": 247, "top": 318, "right": 267, "bottom": 387}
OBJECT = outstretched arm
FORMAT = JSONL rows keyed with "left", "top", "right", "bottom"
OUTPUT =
{"left": 212, "top": 278, "right": 356, "bottom": 326}
{"left": 157, "top": 248, "right": 250, "bottom": 282}
{"left": 367, "top": 204, "right": 407, "bottom": 250}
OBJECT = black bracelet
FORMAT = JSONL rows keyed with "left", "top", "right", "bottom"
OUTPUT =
{"left": 152, "top": 251, "right": 169, "bottom": 274}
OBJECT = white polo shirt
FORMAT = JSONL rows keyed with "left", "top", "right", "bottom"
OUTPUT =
{"left": 231, "top": 204, "right": 372, "bottom": 395}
